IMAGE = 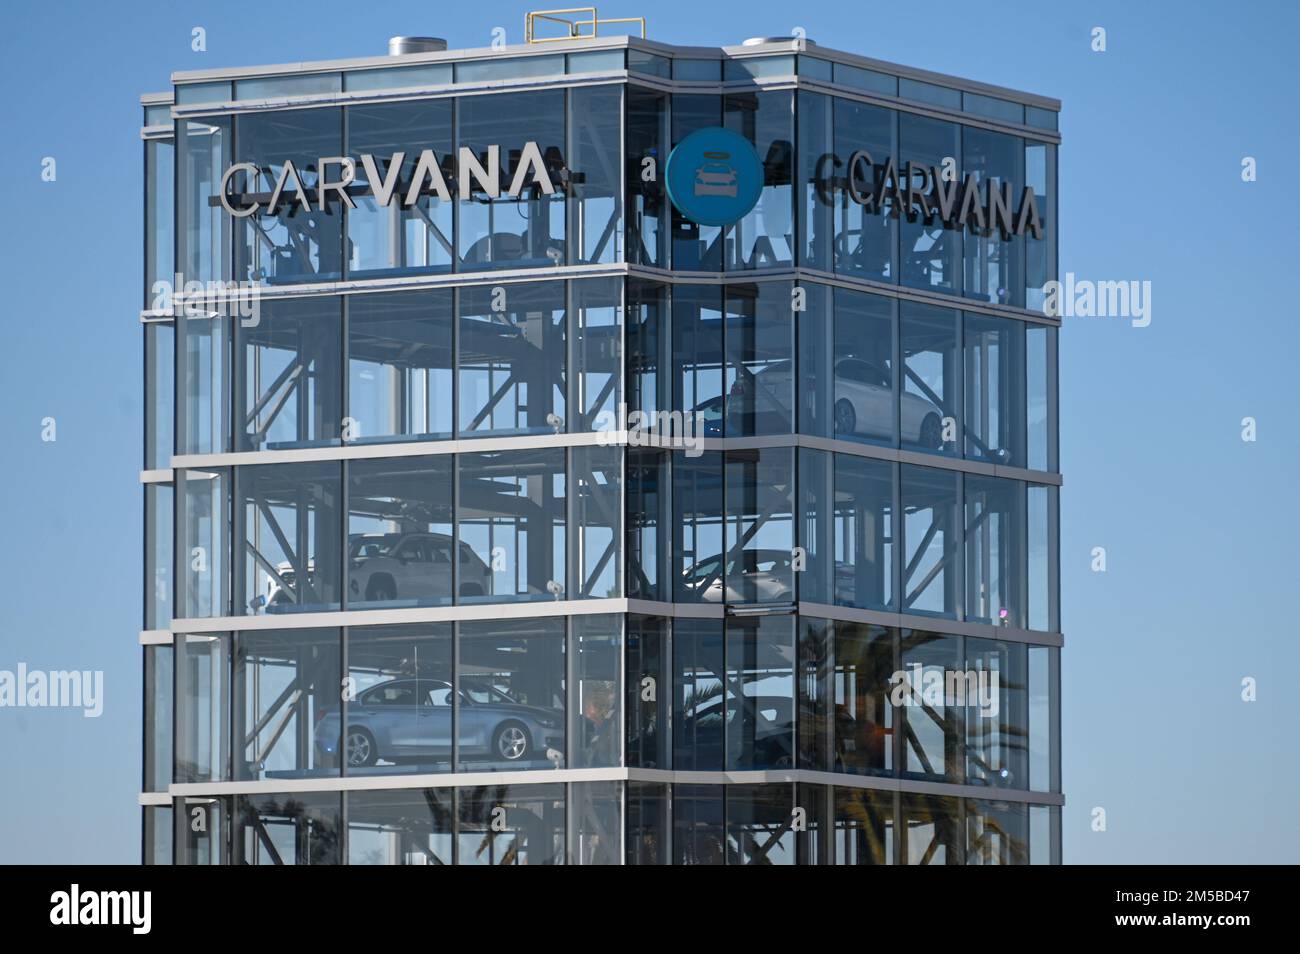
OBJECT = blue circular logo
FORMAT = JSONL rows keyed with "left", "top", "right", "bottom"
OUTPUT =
{"left": 665, "top": 127, "right": 764, "bottom": 227}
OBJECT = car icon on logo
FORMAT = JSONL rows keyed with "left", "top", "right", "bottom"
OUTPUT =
{"left": 694, "top": 150, "right": 739, "bottom": 197}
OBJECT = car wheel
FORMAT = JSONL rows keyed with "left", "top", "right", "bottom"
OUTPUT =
{"left": 345, "top": 727, "right": 377, "bottom": 767}
{"left": 492, "top": 721, "right": 531, "bottom": 762}
{"left": 920, "top": 413, "right": 943, "bottom": 450}
{"left": 834, "top": 398, "right": 857, "bottom": 436}
{"left": 366, "top": 577, "right": 395, "bottom": 602}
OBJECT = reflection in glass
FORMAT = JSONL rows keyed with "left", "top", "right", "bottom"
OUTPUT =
{"left": 834, "top": 99, "right": 895, "bottom": 281}
{"left": 967, "top": 799, "right": 1028, "bottom": 865}
{"left": 572, "top": 445, "right": 622, "bottom": 599}
{"left": 673, "top": 619, "right": 725, "bottom": 771}
{"left": 175, "top": 633, "right": 230, "bottom": 783}
{"left": 728, "top": 784, "right": 795, "bottom": 864}
{"left": 177, "top": 117, "right": 230, "bottom": 285}
{"left": 672, "top": 285, "right": 724, "bottom": 430}
{"left": 458, "top": 784, "right": 564, "bottom": 865}
{"left": 726, "top": 616, "right": 795, "bottom": 770}
{"left": 234, "top": 792, "right": 342, "bottom": 865}
{"left": 834, "top": 454, "right": 894, "bottom": 610}
{"left": 673, "top": 784, "right": 725, "bottom": 865}
{"left": 347, "top": 789, "right": 453, "bottom": 865}
{"left": 626, "top": 782, "right": 670, "bottom": 864}
{"left": 964, "top": 475, "right": 1025, "bottom": 626}
{"left": 573, "top": 277, "right": 623, "bottom": 432}
{"left": 899, "top": 631, "right": 961, "bottom": 781}
{"left": 626, "top": 89, "right": 669, "bottom": 267}
{"left": 964, "top": 313, "right": 1026, "bottom": 466}
{"left": 899, "top": 113, "right": 961, "bottom": 294}
{"left": 962, "top": 126, "right": 1023, "bottom": 307}
{"left": 725, "top": 282, "right": 794, "bottom": 436}
{"left": 570, "top": 780, "right": 622, "bottom": 864}
{"left": 796, "top": 91, "right": 834, "bottom": 271}
{"left": 179, "top": 467, "right": 229, "bottom": 618}
{"left": 724, "top": 448, "right": 795, "bottom": 604}
{"left": 726, "top": 90, "right": 795, "bottom": 269}
{"left": 900, "top": 793, "right": 961, "bottom": 865}
{"left": 569, "top": 85, "right": 623, "bottom": 265}
{"left": 458, "top": 619, "right": 565, "bottom": 771}
{"left": 626, "top": 615, "right": 668, "bottom": 768}
{"left": 673, "top": 452, "right": 724, "bottom": 603}
{"left": 571, "top": 615, "right": 621, "bottom": 769}
{"left": 834, "top": 787, "right": 895, "bottom": 864}
{"left": 965, "top": 637, "right": 1028, "bottom": 788}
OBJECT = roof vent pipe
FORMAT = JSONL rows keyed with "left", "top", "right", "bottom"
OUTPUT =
{"left": 388, "top": 36, "right": 448, "bottom": 56}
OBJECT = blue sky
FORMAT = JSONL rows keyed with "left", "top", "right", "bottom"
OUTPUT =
{"left": 1, "top": 0, "right": 1297, "bottom": 864}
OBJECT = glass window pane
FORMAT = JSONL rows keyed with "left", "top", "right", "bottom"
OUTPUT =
{"left": 348, "top": 789, "right": 453, "bottom": 864}
{"left": 899, "top": 79, "right": 960, "bottom": 109}
{"left": 178, "top": 117, "right": 231, "bottom": 285}
{"left": 145, "top": 483, "right": 174, "bottom": 629}
{"left": 626, "top": 279, "right": 669, "bottom": 433}
{"left": 1024, "top": 142, "right": 1056, "bottom": 311}
{"left": 833, "top": 289, "right": 895, "bottom": 445}
{"left": 343, "top": 63, "right": 452, "bottom": 92}
{"left": 569, "top": 85, "right": 623, "bottom": 265}
{"left": 967, "top": 799, "right": 1028, "bottom": 865}
{"left": 235, "top": 73, "right": 341, "bottom": 100}
{"left": 1026, "top": 324, "right": 1049, "bottom": 470}
{"left": 834, "top": 787, "right": 895, "bottom": 864}
{"left": 175, "top": 632, "right": 231, "bottom": 783}
{"left": 725, "top": 448, "right": 795, "bottom": 604}
{"left": 571, "top": 780, "right": 623, "bottom": 864}
{"left": 1029, "top": 803, "right": 1055, "bottom": 863}
{"left": 175, "top": 81, "right": 231, "bottom": 105}
{"left": 572, "top": 615, "right": 622, "bottom": 769}
{"left": 1028, "top": 645, "right": 1056, "bottom": 792}
{"left": 673, "top": 784, "right": 725, "bottom": 865}
{"left": 179, "top": 311, "right": 229, "bottom": 455}
{"left": 727, "top": 784, "right": 795, "bottom": 864}
{"left": 145, "top": 322, "right": 175, "bottom": 469}
{"left": 1028, "top": 483, "right": 1050, "bottom": 631}
{"left": 347, "top": 457, "right": 454, "bottom": 608}
{"left": 1025, "top": 106, "right": 1058, "bottom": 131}
{"left": 573, "top": 277, "right": 623, "bottom": 433}
{"left": 179, "top": 467, "right": 230, "bottom": 618}
{"left": 795, "top": 281, "right": 831, "bottom": 436}
{"left": 900, "top": 302, "right": 958, "bottom": 455}
{"left": 965, "top": 637, "right": 1028, "bottom": 788}
{"left": 834, "top": 454, "right": 894, "bottom": 610}
{"left": 568, "top": 49, "right": 625, "bottom": 73}
{"left": 900, "top": 465, "right": 959, "bottom": 618}
{"left": 833, "top": 62, "right": 897, "bottom": 95}
{"left": 963, "top": 92, "right": 1024, "bottom": 124}
{"left": 627, "top": 448, "right": 669, "bottom": 601}
{"left": 899, "top": 630, "right": 961, "bottom": 780}
{"left": 237, "top": 296, "right": 342, "bottom": 451}
{"left": 899, "top": 114, "right": 961, "bottom": 295}
{"left": 726, "top": 616, "right": 795, "bottom": 770}
{"left": 900, "top": 793, "right": 961, "bottom": 864}
{"left": 832, "top": 622, "right": 895, "bottom": 775}
{"left": 233, "top": 628, "right": 340, "bottom": 781}
{"left": 346, "top": 100, "right": 454, "bottom": 278}
{"left": 797, "top": 447, "right": 831, "bottom": 603}
{"left": 670, "top": 94, "right": 723, "bottom": 271}
{"left": 458, "top": 784, "right": 565, "bottom": 865}
{"left": 234, "top": 108, "right": 345, "bottom": 285}
{"left": 239, "top": 461, "right": 342, "bottom": 615}
{"left": 458, "top": 281, "right": 566, "bottom": 437}
{"left": 145, "top": 138, "right": 174, "bottom": 303}
{"left": 573, "top": 445, "right": 622, "bottom": 599}
{"left": 724, "top": 56, "right": 794, "bottom": 80}
{"left": 962, "top": 127, "right": 1024, "bottom": 307}
{"left": 626, "top": 614, "right": 668, "bottom": 768}
{"left": 343, "top": 624, "right": 453, "bottom": 775}
{"left": 234, "top": 792, "right": 341, "bottom": 864}
{"left": 673, "top": 619, "right": 725, "bottom": 770}
{"left": 672, "top": 284, "right": 724, "bottom": 428}
{"left": 798, "top": 56, "right": 832, "bottom": 81}
{"left": 626, "top": 781, "right": 670, "bottom": 864}
{"left": 725, "top": 281, "right": 794, "bottom": 436}
{"left": 673, "top": 58, "right": 720, "bottom": 81}
{"left": 628, "top": 50, "right": 670, "bottom": 78}
{"left": 834, "top": 99, "right": 895, "bottom": 281}
{"left": 725, "top": 90, "right": 795, "bottom": 270}
{"left": 673, "top": 451, "right": 724, "bottom": 603}
{"left": 144, "top": 645, "right": 174, "bottom": 791}
{"left": 457, "top": 448, "right": 566, "bottom": 602}
{"left": 144, "top": 806, "right": 172, "bottom": 865}
{"left": 348, "top": 289, "right": 453, "bottom": 443}
{"left": 455, "top": 55, "right": 564, "bottom": 83}
{"left": 626, "top": 90, "right": 669, "bottom": 267}
{"left": 964, "top": 313, "right": 1026, "bottom": 466}
{"left": 456, "top": 90, "right": 566, "bottom": 271}
{"left": 458, "top": 618, "right": 565, "bottom": 771}
{"left": 964, "top": 475, "right": 1025, "bottom": 626}
{"left": 796, "top": 91, "right": 833, "bottom": 271}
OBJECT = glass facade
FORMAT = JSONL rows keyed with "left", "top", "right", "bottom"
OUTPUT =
{"left": 145, "top": 39, "right": 1060, "bottom": 864}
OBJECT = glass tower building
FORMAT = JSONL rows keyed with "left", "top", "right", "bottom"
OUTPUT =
{"left": 141, "top": 29, "right": 1061, "bottom": 865}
